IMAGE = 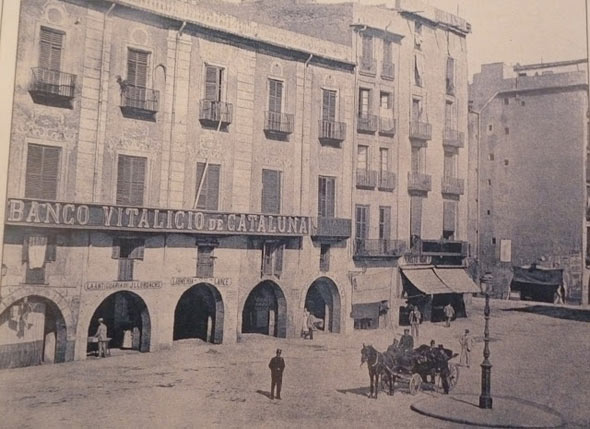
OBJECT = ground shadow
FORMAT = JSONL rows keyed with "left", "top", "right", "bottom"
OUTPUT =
{"left": 337, "top": 387, "right": 370, "bottom": 397}
{"left": 502, "top": 305, "right": 590, "bottom": 322}
{"left": 256, "top": 390, "right": 272, "bottom": 399}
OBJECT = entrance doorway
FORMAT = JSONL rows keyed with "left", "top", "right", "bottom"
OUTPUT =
{"left": 304, "top": 277, "right": 341, "bottom": 333}
{"left": 242, "top": 281, "right": 287, "bottom": 338}
{"left": 174, "top": 284, "right": 224, "bottom": 344}
{"left": 87, "top": 291, "right": 151, "bottom": 356}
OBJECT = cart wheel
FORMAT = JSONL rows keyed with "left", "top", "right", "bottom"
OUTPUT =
{"left": 448, "top": 364, "right": 460, "bottom": 391}
{"left": 409, "top": 373, "right": 422, "bottom": 395}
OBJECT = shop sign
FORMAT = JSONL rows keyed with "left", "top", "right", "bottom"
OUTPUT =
{"left": 403, "top": 255, "right": 432, "bottom": 265}
{"left": 171, "top": 277, "right": 232, "bottom": 287}
{"left": 84, "top": 281, "right": 163, "bottom": 291}
{"left": 6, "top": 198, "right": 309, "bottom": 236}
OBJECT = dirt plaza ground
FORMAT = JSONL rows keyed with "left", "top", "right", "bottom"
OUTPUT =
{"left": 0, "top": 298, "right": 589, "bottom": 429}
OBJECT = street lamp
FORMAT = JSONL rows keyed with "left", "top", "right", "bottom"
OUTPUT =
{"left": 479, "top": 272, "right": 493, "bottom": 409}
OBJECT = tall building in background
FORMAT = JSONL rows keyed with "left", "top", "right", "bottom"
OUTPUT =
{"left": 469, "top": 59, "right": 589, "bottom": 304}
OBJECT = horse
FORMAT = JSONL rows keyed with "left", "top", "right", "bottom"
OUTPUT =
{"left": 360, "top": 344, "right": 395, "bottom": 398}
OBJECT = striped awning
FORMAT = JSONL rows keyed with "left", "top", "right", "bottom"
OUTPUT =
{"left": 401, "top": 267, "right": 452, "bottom": 294}
{"left": 434, "top": 268, "right": 481, "bottom": 293}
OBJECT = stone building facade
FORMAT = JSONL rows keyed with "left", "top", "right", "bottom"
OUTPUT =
{"left": 468, "top": 60, "right": 589, "bottom": 304}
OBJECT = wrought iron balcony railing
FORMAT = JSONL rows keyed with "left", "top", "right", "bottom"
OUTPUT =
{"left": 356, "top": 170, "right": 377, "bottom": 189}
{"left": 120, "top": 85, "right": 159, "bottom": 117}
{"left": 29, "top": 67, "right": 76, "bottom": 106}
{"left": 318, "top": 120, "right": 346, "bottom": 144}
{"left": 407, "top": 172, "right": 432, "bottom": 193}
{"left": 419, "top": 239, "right": 468, "bottom": 257}
{"left": 379, "top": 117, "right": 396, "bottom": 136}
{"left": 381, "top": 63, "right": 395, "bottom": 80}
{"left": 378, "top": 171, "right": 396, "bottom": 191}
{"left": 409, "top": 121, "right": 432, "bottom": 140}
{"left": 441, "top": 176, "right": 465, "bottom": 195}
{"left": 199, "top": 99, "right": 233, "bottom": 126}
{"left": 357, "top": 114, "right": 378, "bottom": 133}
{"left": 311, "top": 217, "right": 352, "bottom": 239}
{"left": 354, "top": 239, "right": 407, "bottom": 258}
{"left": 264, "top": 111, "right": 294, "bottom": 134}
{"left": 443, "top": 128, "right": 465, "bottom": 148}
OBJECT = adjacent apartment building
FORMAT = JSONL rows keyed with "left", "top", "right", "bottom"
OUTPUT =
{"left": 469, "top": 59, "right": 589, "bottom": 304}
{"left": 0, "top": 0, "right": 476, "bottom": 369}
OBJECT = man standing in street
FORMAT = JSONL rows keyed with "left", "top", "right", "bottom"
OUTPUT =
{"left": 268, "top": 349, "right": 285, "bottom": 400}
{"left": 459, "top": 329, "right": 473, "bottom": 368}
{"left": 306, "top": 311, "right": 315, "bottom": 340}
{"left": 399, "top": 328, "right": 414, "bottom": 352}
{"left": 409, "top": 305, "right": 421, "bottom": 341}
{"left": 94, "top": 318, "right": 108, "bottom": 358}
{"left": 444, "top": 303, "right": 455, "bottom": 327}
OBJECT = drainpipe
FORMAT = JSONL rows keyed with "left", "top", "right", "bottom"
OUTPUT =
{"left": 166, "top": 21, "right": 187, "bottom": 207}
{"left": 299, "top": 53, "right": 313, "bottom": 214}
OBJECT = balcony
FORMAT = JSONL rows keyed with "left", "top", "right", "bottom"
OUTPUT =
{"left": 441, "top": 176, "right": 465, "bottom": 196}
{"left": 381, "top": 63, "right": 395, "bottom": 80}
{"left": 199, "top": 99, "right": 233, "bottom": 127}
{"left": 311, "top": 217, "right": 352, "bottom": 240}
{"left": 29, "top": 67, "right": 76, "bottom": 108}
{"left": 359, "top": 58, "right": 377, "bottom": 76}
{"left": 407, "top": 172, "right": 432, "bottom": 193}
{"left": 264, "top": 111, "right": 294, "bottom": 135}
{"left": 354, "top": 239, "right": 407, "bottom": 259}
{"left": 443, "top": 128, "right": 465, "bottom": 148}
{"left": 357, "top": 114, "right": 378, "bottom": 134}
{"left": 319, "top": 120, "right": 346, "bottom": 145}
{"left": 120, "top": 85, "right": 159, "bottom": 119}
{"left": 419, "top": 239, "right": 468, "bottom": 257}
{"left": 378, "top": 171, "right": 396, "bottom": 191}
{"left": 379, "top": 117, "right": 396, "bottom": 136}
{"left": 356, "top": 170, "right": 377, "bottom": 189}
{"left": 409, "top": 121, "right": 432, "bottom": 141}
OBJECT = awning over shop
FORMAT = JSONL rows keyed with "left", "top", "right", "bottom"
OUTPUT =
{"left": 401, "top": 267, "right": 452, "bottom": 294}
{"left": 434, "top": 268, "right": 481, "bottom": 293}
{"left": 352, "top": 269, "right": 392, "bottom": 304}
{"left": 512, "top": 265, "right": 563, "bottom": 286}
{"left": 351, "top": 302, "right": 386, "bottom": 319}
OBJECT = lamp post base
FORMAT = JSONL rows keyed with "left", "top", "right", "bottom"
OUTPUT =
{"left": 479, "top": 396, "right": 493, "bottom": 409}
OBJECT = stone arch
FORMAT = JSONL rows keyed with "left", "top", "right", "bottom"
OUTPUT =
{"left": 302, "top": 276, "right": 342, "bottom": 333}
{"left": 173, "top": 283, "right": 224, "bottom": 344}
{"left": 87, "top": 291, "right": 151, "bottom": 354}
{"left": 241, "top": 280, "right": 287, "bottom": 338}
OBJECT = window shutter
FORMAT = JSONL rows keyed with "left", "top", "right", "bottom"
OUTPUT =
{"left": 129, "top": 240, "right": 145, "bottom": 260}
{"left": 130, "top": 157, "right": 146, "bottom": 206}
{"left": 205, "top": 66, "right": 220, "bottom": 101}
{"left": 443, "top": 201, "right": 456, "bottom": 232}
{"left": 41, "top": 146, "right": 60, "bottom": 200}
{"left": 46, "top": 235, "right": 57, "bottom": 262}
{"left": 22, "top": 235, "right": 29, "bottom": 263}
{"left": 318, "top": 177, "right": 326, "bottom": 217}
{"left": 383, "top": 40, "right": 392, "bottom": 65}
{"left": 111, "top": 238, "right": 120, "bottom": 259}
{"left": 446, "top": 57, "right": 455, "bottom": 91}
{"left": 380, "top": 207, "right": 391, "bottom": 240}
{"left": 128, "top": 49, "right": 148, "bottom": 88}
{"left": 274, "top": 244, "right": 283, "bottom": 277}
{"left": 206, "top": 165, "right": 220, "bottom": 210}
{"left": 39, "top": 27, "right": 63, "bottom": 71}
{"left": 268, "top": 80, "right": 282, "bottom": 114}
{"left": 25, "top": 144, "right": 60, "bottom": 200}
{"left": 322, "top": 90, "right": 336, "bottom": 121}
{"left": 261, "top": 169, "right": 281, "bottom": 214}
{"left": 410, "top": 196, "right": 423, "bottom": 237}
{"left": 197, "top": 246, "right": 214, "bottom": 278}
{"left": 326, "top": 177, "right": 335, "bottom": 217}
{"left": 117, "top": 155, "right": 146, "bottom": 206}
{"left": 262, "top": 243, "right": 273, "bottom": 276}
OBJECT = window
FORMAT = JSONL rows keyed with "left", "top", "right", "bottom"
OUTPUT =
{"left": 380, "top": 92, "right": 392, "bottom": 112}
{"left": 491, "top": 237, "right": 497, "bottom": 245}
{"left": 195, "top": 163, "right": 220, "bottom": 211}
{"left": 22, "top": 234, "right": 56, "bottom": 284}
{"left": 112, "top": 238, "right": 144, "bottom": 281}
{"left": 446, "top": 57, "right": 455, "bottom": 94}
{"left": 39, "top": 27, "right": 63, "bottom": 71}
{"left": 488, "top": 124, "right": 493, "bottom": 132}
{"left": 505, "top": 127, "right": 510, "bottom": 135}
{"left": 320, "top": 244, "right": 330, "bottom": 272}
{"left": 412, "top": 98, "right": 422, "bottom": 122}
{"left": 25, "top": 143, "right": 60, "bottom": 200}
{"left": 414, "top": 54, "right": 424, "bottom": 87}
{"left": 361, "top": 34, "right": 373, "bottom": 63}
{"left": 444, "top": 152, "right": 457, "bottom": 178}
{"left": 116, "top": 155, "right": 146, "bottom": 206}
{"left": 318, "top": 176, "right": 335, "bottom": 217}
{"left": 355, "top": 205, "right": 369, "bottom": 240}
{"left": 262, "top": 242, "right": 283, "bottom": 277}
{"left": 379, "top": 206, "right": 391, "bottom": 240}
{"left": 504, "top": 159, "right": 509, "bottom": 166}
{"left": 205, "top": 65, "right": 223, "bottom": 102}
{"left": 414, "top": 22, "right": 423, "bottom": 49}
{"left": 445, "top": 101, "right": 455, "bottom": 130}
{"left": 357, "top": 145, "right": 369, "bottom": 172}
{"left": 127, "top": 49, "right": 149, "bottom": 88}
{"left": 488, "top": 153, "right": 495, "bottom": 161}
{"left": 358, "top": 88, "right": 371, "bottom": 117}
{"left": 261, "top": 169, "right": 281, "bottom": 214}
{"left": 268, "top": 79, "right": 283, "bottom": 114}
{"left": 443, "top": 201, "right": 457, "bottom": 240}
{"left": 410, "top": 196, "right": 422, "bottom": 244}
{"left": 379, "top": 148, "right": 389, "bottom": 177}
{"left": 383, "top": 40, "right": 392, "bottom": 65}
{"left": 521, "top": 100, "right": 526, "bottom": 106}
{"left": 196, "top": 245, "right": 215, "bottom": 278}
{"left": 411, "top": 146, "right": 423, "bottom": 173}
{"left": 488, "top": 179, "right": 492, "bottom": 186}
{"left": 487, "top": 209, "right": 491, "bottom": 215}
{"left": 322, "top": 89, "right": 337, "bottom": 122}
{"left": 504, "top": 98, "right": 509, "bottom": 105}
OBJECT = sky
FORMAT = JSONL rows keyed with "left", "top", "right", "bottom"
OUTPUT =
{"left": 321, "top": 0, "right": 589, "bottom": 76}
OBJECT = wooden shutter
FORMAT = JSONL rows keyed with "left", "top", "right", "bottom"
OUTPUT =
{"left": 379, "top": 207, "right": 391, "bottom": 240}
{"left": 261, "top": 169, "right": 281, "bottom": 214}
{"left": 318, "top": 177, "right": 326, "bottom": 217}
{"left": 361, "top": 34, "right": 372, "bottom": 62}
{"left": 197, "top": 246, "right": 214, "bottom": 278}
{"left": 262, "top": 243, "right": 273, "bottom": 276}
{"left": 274, "top": 244, "right": 283, "bottom": 277}
{"left": 39, "top": 27, "right": 63, "bottom": 71}
{"left": 410, "top": 196, "right": 423, "bottom": 237}
{"left": 268, "top": 79, "right": 283, "bottom": 114}
{"left": 443, "top": 201, "right": 457, "bottom": 232}
{"left": 446, "top": 57, "right": 455, "bottom": 91}
{"left": 25, "top": 144, "right": 60, "bottom": 200}
{"left": 326, "top": 177, "right": 335, "bottom": 217}
{"left": 127, "top": 49, "right": 148, "bottom": 88}
{"left": 46, "top": 235, "right": 57, "bottom": 262}
{"left": 196, "top": 163, "right": 220, "bottom": 211}
{"left": 355, "top": 205, "right": 368, "bottom": 240}
{"left": 205, "top": 66, "right": 221, "bottom": 101}
{"left": 383, "top": 40, "right": 392, "bottom": 65}
{"left": 322, "top": 90, "right": 336, "bottom": 121}
{"left": 117, "top": 155, "right": 146, "bottom": 206}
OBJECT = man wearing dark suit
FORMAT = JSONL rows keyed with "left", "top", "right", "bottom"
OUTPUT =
{"left": 399, "top": 328, "right": 414, "bottom": 352}
{"left": 268, "top": 349, "right": 285, "bottom": 400}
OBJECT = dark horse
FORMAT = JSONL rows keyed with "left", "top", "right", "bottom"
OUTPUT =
{"left": 360, "top": 344, "right": 394, "bottom": 398}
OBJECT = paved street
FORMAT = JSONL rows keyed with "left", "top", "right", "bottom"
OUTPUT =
{"left": 0, "top": 298, "right": 589, "bottom": 428}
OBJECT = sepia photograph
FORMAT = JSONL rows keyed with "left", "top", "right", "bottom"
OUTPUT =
{"left": 0, "top": 0, "right": 588, "bottom": 427}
